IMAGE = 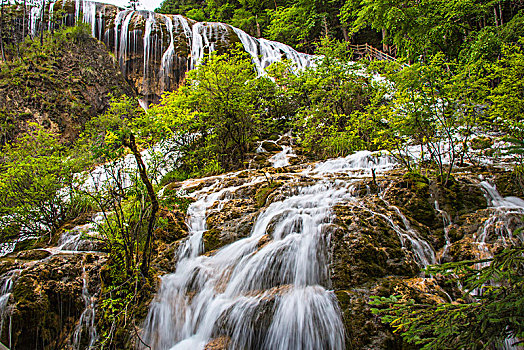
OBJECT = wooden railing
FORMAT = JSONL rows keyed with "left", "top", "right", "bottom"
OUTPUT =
{"left": 349, "top": 43, "right": 408, "bottom": 66}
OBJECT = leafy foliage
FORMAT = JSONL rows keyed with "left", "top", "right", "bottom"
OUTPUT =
{"left": 148, "top": 47, "right": 281, "bottom": 175}
{"left": 267, "top": 38, "right": 387, "bottom": 157}
{"left": 0, "top": 123, "right": 85, "bottom": 241}
{"left": 370, "top": 245, "right": 524, "bottom": 349}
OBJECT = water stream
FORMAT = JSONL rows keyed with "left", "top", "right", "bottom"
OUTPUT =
{"left": 72, "top": 265, "right": 98, "bottom": 349}
{"left": 140, "top": 168, "right": 359, "bottom": 349}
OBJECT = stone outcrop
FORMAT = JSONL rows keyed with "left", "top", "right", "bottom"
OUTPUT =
{"left": 0, "top": 27, "right": 134, "bottom": 144}
{"left": 0, "top": 136, "right": 522, "bottom": 349}
{"left": 26, "top": 0, "right": 315, "bottom": 104}
{"left": 1, "top": 253, "right": 106, "bottom": 349}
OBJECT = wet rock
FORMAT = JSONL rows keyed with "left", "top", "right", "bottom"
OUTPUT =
{"left": 493, "top": 171, "right": 524, "bottom": 198}
{"left": 470, "top": 136, "right": 494, "bottom": 150}
{"left": 3, "top": 253, "right": 106, "bottom": 349}
{"left": 205, "top": 336, "right": 231, "bottom": 350}
{"left": 331, "top": 200, "right": 420, "bottom": 289}
{"left": 430, "top": 176, "right": 487, "bottom": 224}
{"left": 15, "top": 249, "right": 52, "bottom": 260}
{"left": 336, "top": 286, "right": 406, "bottom": 350}
{"left": 261, "top": 141, "right": 283, "bottom": 152}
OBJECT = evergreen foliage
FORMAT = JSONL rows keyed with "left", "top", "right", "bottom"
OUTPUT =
{"left": 370, "top": 244, "right": 524, "bottom": 349}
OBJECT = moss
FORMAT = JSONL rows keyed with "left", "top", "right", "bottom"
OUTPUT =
{"left": 431, "top": 176, "right": 487, "bottom": 224}
{"left": 255, "top": 181, "right": 281, "bottom": 208}
{"left": 470, "top": 136, "right": 493, "bottom": 150}
{"left": 203, "top": 228, "right": 223, "bottom": 252}
{"left": 494, "top": 171, "right": 524, "bottom": 198}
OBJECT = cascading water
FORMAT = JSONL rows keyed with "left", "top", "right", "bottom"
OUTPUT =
{"left": 434, "top": 199, "right": 452, "bottom": 261}
{"left": 140, "top": 150, "right": 421, "bottom": 349}
{"left": 72, "top": 265, "right": 98, "bottom": 349}
{"left": 190, "top": 22, "right": 229, "bottom": 70}
{"left": 475, "top": 181, "right": 524, "bottom": 265}
{"left": 473, "top": 181, "right": 524, "bottom": 350}
{"left": 32, "top": 0, "right": 316, "bottom": 99}
{"left": 0, "top": 270, "right": 20, "bottom": 349}
{"left": 269, "top": 146, "right": 296, "bottom": 168}
{"left": 140, "top": 176, "right": 348, "bottom": 349}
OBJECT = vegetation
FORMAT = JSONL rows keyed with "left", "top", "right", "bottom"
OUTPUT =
{"left": 156, "top": 0, "right": 348, "bottom": 51}
{"left": 156, "top": 0, "right": 524, "bottom": 58}
{"left": 145, "top": 47, "right": 284, "bottom": 175}
{"left": 370, "top": 244, "right": 524, "bottom": 349}
{"left": 0, "top": 123, "right": 86, "bottom": 241}
{"left": 0, "top": 1, "right": 524, "bottom": 348}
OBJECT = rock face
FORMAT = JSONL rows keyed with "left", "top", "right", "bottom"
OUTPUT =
{"left": 28, "top": 0, "right": 315, "bottom": 103}
{"left": 0, "top": 140, "right": 522, "bottom": 349}
{"left": 0, "top": 28, "right": 134, "bottom": 144}
{"left": 0, "top": 253, "right": 106, "bottom": 349}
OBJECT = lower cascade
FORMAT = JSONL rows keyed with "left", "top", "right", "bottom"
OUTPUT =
{"left": 140, "top": 175, "right": 350, "bottom": 349}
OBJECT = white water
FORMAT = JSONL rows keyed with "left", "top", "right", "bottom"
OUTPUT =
{"left": 475, "top": 182, "right": 524, "bottom": 265}
{"left": 434, "top": 200, "right": 452, "bottom": 261}
{"left": 140, "top": 169, "right": 349, "bottom": 349}
{"left": 269, "top": 146, "right": 296, "bottom": 168}
{"left": 0, "top": 270, "right": 20, "bottom": 349}
{"left": 137, "top": 145, "right": 446, "bottom": 349}
{"left": 38, "top": 0, "right": 316, "bottom": 97}
{"left": 311, "top": 150, "right": 397, "bottom": 177}
{"left": 72, "top": 266, "right": 98, "bottom": 349}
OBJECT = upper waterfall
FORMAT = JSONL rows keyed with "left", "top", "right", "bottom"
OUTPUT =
{"left": 29, "top": 0, "right": 316, "bottom": 102}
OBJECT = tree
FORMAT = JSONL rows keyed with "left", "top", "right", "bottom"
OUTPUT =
{"left": 365, "top": 53, "right": 487, "bottom": 184}
{"left": 268, "top": 37, "right": 385, "bottom": 157}
{"left": 0, "top": 123, "right": 85, "bottom": 241}
{"left": 370, "top": 243, "right": 524, "bottom": 349}
{"left": 79, "top": 95, "right": 158, "bottom": 276}
{"left": 488, "top": 40, "right": 524, "bottom": 140}
{"left": 148, "top": 48, "right": 277, "bottom": 174}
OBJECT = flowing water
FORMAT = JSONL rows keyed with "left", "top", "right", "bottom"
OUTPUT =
{"left": 434, "top": 199, "right": 452, "bottom": 261}
{"left": 139, "top": 151, "right": 412, "bottom": 349}
{"left": 268, "top": 146, "right": 296, "bottom": 168}
{"left": 72, "top": 265, "right": 98, "bottom": 349}
{"left": 32, "top": 0, "right": 316, "bottom": 99}
{"left": 0, "top": 270, "right": 20, "bottom": 349}
{"left": 475, "top": 181, "right": 524, "bottom": 266}
{"left": 140, "top": 177, "right": 348, "bottom": 349}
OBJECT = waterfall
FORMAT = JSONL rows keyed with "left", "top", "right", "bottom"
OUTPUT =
{"left": 72, "top": 265, "right": 98, "bottom": 349}
{"left": 474, "top": 181, "right": 524, "bottom": 350}
{"left": 269, "top": 146, "right": 296, "bottom": 168}
{"left": 475, "top": 181, "right": 524, "bottom": 265}
{"left": 0, "top": 270, "right": 20, "bottom": 349}
{"left": 434, "top": 200, "right": 452, "bottom": 261}
{"left": 190, "top": 22, "right": 229, "bottom": 69}
{"left": 36, "top": 0, "right": 316, "bottom": 99}
{"left": 140, "top": 168, "right": 350, "bottom": 349}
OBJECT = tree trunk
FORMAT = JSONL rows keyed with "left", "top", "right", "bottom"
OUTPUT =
{"left": 381, "top": 28, "right": 388, "bottom": 53}
{"left": 498, "top": 1, "right": 503, "bottom": 25}
{"left": 40, "top": 0, "right": 46, "bottom": 45}
{"left": 341, "top": 26, "right": 350, "bottom": 42}
{"left": 124, "top": 133, "right": 158, "bottom": 276}
{"left": 23, "top": 0, "right": 26, "bottom": 39}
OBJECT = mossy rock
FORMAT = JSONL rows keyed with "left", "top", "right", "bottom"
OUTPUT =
{"left": 203, "top": 228, "right": 224, "bottom": 253}
{"left": 335, "top": 286, "right": 406, "bottom": 350}
{"left": 261, "top": 141, "right": 283, "bottom": 152}
{"left": 15, "top": 249, "right": 52, "bottom": 260}
{"left": 383, "top": 173, "right": 437, "bottom": 229}
{"left": 255, "top": 182, "right": 281, "bottom": 208}
{"left": 431, "top": 176, "right": 487, "bottom": 224}
{"left": 493, "top": 171, "right": 524, "bottom": 198}
{"left": 470, "top": 136, "right": 493, "bottom": 150}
